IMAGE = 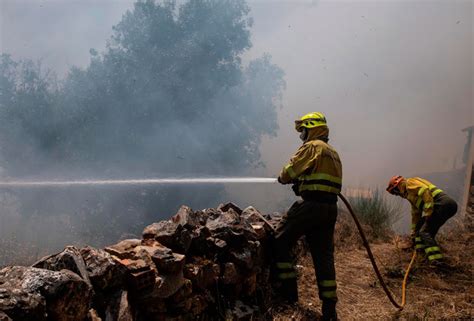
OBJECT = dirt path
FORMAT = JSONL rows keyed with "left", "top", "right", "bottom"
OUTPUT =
{"left": 273, "top": 234, "right": 473, "bottom": 320}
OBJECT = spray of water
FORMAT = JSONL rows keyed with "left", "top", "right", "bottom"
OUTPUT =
{"left": 0, "top": 177, "right": 278, "bottom": 188}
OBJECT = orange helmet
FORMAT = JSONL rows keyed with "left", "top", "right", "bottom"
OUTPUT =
{"left": 386, "top": 175, "right": 404, "bottom": 194}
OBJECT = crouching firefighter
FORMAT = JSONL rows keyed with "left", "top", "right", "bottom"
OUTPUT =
{"left": 386, "top": 176, "right": 458, "bottom": 265}
{"left": 274, "top": 112, "right": 342, "bottom": 320}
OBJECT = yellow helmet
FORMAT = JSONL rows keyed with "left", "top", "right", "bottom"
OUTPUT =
{"left": 295, "top": 112, "right": 327, "bottom": 132}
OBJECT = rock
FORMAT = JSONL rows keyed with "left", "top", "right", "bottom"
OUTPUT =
{"left": 190, "top": 294, "right": 208, "bottom": 315}
{"left": 141, "top": 238, "right": 159, "bottom": 247}
{"left": 250, "top": 223, "right": 266, "bottom": 240}
{"left": 118, "top": 258, "right": 149, "bottom": 272}
{"left": 105, "top": 239, "right": 142, "bottom": 259}
{"left": 137, "top": 297, "right": 167, "bottom": 316}
{"left": 267, "top": 212, "right": 284, "bottom": 228}
{"left": 226, "top": 301, "right": 257, "bottom": 320}
{"left": 187, "top": 226, "right": 212, "bottom": 256}
{"left": 218, "top": 202, "right": 243, "bottom": 215}
{"left": 183, "top": 259, "right": 220, "bottom": 290}
{"left": 242, "top": 207, "right": 275, "bottom": 238}
{"left": 142, "top": 221, "right": 176, "bottom": 242}
{"left": 243, "top": 273, "right": 257, "bottom": 296}
{"left": 0, "top": 312, "right": 11, "bottom": 321}
{"left": 105, "top": 290, "right": 134, "bottom": 321}
{"left": 222, "top": 262, "right": 240, "bottom": 285}
{"left": 0, "top": 286, "right": 45, "bottom": 321}
{"left": 229, "top": 247, "right": 254, "bottom": 270}
{"left": 202, "top": 207, "right": 222, "bottom": 220}
{"left": 191, "top": 210, "right": 210, "bottom": 225}
{"left": 205, "top": 210, "right": 258, "bottom": 247}
{"left": 151, "top": 247, "right": 185, "bottom": 274}
{"left": 87, "top": 309, "right": 102, "bottom": 321}
{"left": 142, "top": 221, "right": 192, "bottom": 254}
{"left": 206, "top": 210, "right": 240, "bottom": 231}
{"left": 207, "top": 237, "right": 228, "bottom": 252}
{"left": 106, "top": 241, "right": 162, "bottom": 274}
{"left": 205, "top": 213, "right": 242, "bottom": 245}
{"left": 132, "top": 245, "right": 161, "bottom": 268}
{"left": 126, "top": 267, "right": 156, "bottom": 294}
{"left": 145, "top": 272, "right": 186, "bottom": 299}
{"left": 170, "top": 296, "right": 193, "bottom": 313}
{"left": 171, "top": 205, "right": 206, "bottom": 228}
{"left": 248, "top": 240, "right": 264, "bottom": 268}
{"left": 183, "top": 265, "right": 199, "bottom": 283}
{"left": 0, "top": 266, "right": 92, "bottom": 321}
{"left": 33, "top": 246, "right": 91, "bottom": 286}
{"left": 80, "top": 246, "right": 127, "bottom": 291}
{"left": 168, "top": 278, "right": 193, "bottom": 303}
{"left": 241, "top": 206, "right": 262, "bottom": 223}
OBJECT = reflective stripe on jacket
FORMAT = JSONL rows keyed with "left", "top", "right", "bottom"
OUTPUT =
{"left": 279, "top": 139, "right": 342, "bottom": 195}
{"left": 404, "top": 177, "right": 443, "bottom": 232}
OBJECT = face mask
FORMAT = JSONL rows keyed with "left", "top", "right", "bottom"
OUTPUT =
{"left": 299, "top": 128, "right": 308, "bottom": 141}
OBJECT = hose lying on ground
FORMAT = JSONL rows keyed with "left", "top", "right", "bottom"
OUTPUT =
{"left": 338, "top": 193, "right": 416, "bottom": 310}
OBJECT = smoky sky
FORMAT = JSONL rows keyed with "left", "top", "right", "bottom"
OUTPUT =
{"left": 249, "top": 0, "right": 472, "bottom": 187}
{"left": 1, "top": 0, "right": 472, "bottom": 187}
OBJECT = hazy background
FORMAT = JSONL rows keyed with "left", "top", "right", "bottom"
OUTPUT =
{"left": 232, "top": 0, "right": 473, "bottom": 208}
{"left": 2, "top": 0, "right": 471, "bottom": 182}
{"left": 0, "top": 0, "right": 472, "bottom": 264}
{"left": 253, "top": 0, "right": 472, "bottom": 181}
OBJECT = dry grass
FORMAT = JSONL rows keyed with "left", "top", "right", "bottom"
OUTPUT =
{"left": 347, "top": 189, "right": 403, "bottom": 240}
{"left": 334, "top": 208, "right": 390, "bottom": 247}
{"left": 272, "top": 231, "right": 473, "bottom": 320}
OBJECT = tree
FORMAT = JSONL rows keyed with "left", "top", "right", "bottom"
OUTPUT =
{"left": 0, "top": 55, "right": 60, "bottom": 176}
{"left": 54, "top": 0, "right": 284, "bottom": 176}
{"left": 0, "top": 0, "right": 285, "bottom": 243}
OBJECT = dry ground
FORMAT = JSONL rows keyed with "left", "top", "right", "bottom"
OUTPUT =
{"left": 271, "top": 231, "right": 473, "bottom": 320}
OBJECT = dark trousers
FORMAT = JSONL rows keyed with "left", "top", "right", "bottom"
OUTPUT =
{"left": 273, "top": 200, "right": 338, "bottom": 310}
{"left": 419, "top": 193, "right": 458, "bottom": 261}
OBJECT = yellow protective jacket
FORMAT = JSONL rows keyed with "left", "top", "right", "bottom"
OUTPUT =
{"left": 279, "top": 127, "right": 342, "bottom": 195}
{"left": 400, "top": 177, "right": 443, "bottom": 233}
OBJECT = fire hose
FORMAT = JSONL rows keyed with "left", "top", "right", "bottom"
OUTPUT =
{"left": 337, "top": 193, "right": 416, "bottom": 310}
{"left": 255, "top": 193, "right": 416, "bottom": 310}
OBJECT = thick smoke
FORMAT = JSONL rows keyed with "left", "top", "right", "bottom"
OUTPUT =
{"left": 246, "top": 0, "right": 472, "bottom": 233}
{"left": 250, "top": 0, "right": 472, "bottom": 187}
{"left": 0, "top": 0, "right": 285, "bottom": 265}
{"left": 0, "top": 0, "right": 471, "bottom": 265}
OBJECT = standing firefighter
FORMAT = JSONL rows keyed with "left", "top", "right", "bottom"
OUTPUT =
{"left": 386, "top": 176, "right": 458, "bottom": 264}
{"left": 275, "top": 112, "right": 342, "bottom": 321}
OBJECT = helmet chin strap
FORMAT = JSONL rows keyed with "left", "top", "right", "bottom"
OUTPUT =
{"left": 299, "top": 128, "right": 308, "bottom": 141}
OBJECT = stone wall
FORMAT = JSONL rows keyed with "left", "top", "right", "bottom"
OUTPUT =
{"left": 0, "top": 203, "right": 279, "bottom": 321}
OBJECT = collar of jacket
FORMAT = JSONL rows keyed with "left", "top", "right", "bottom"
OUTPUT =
{"left": 305, "top": 126, "right": 329, "bottom": 142}
{"left": 398, "top": 181, "right": 409, "bottom": 198}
